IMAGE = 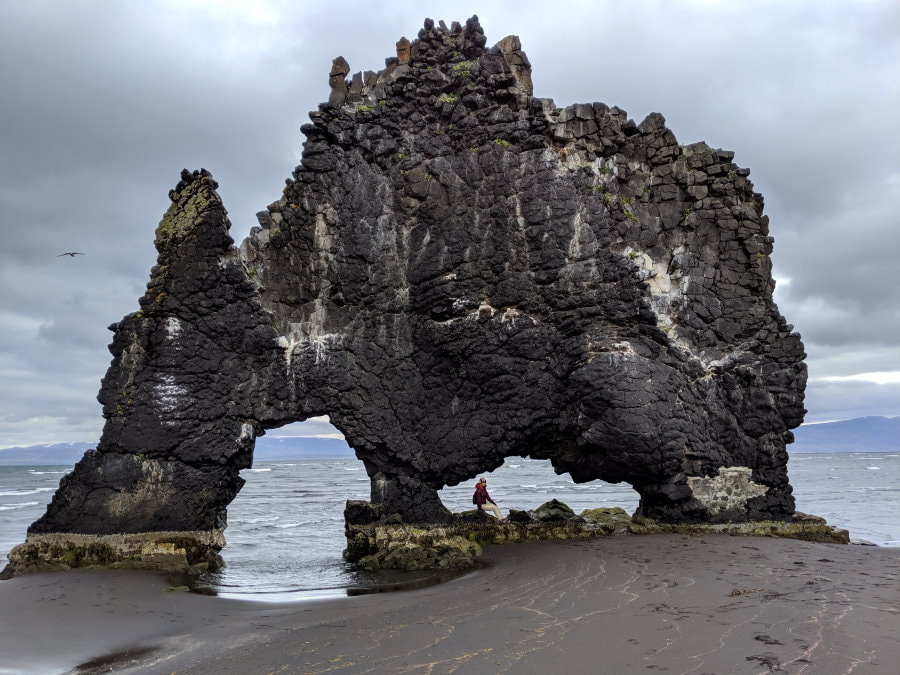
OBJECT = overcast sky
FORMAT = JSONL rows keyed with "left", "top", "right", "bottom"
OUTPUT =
{"left": 0, "top": 0, "right": 897, "bottom": 448}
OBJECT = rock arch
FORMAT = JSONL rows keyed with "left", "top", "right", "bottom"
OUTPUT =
{"left": 438, "top": 456, "right": 642, "bottom": 516}
{"left": 3, "top": 17, "right": 806, "bottom": 577}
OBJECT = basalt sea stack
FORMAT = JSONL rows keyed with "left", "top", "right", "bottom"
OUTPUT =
{"left": 4, "top": 16, "right": 807, "bottom": 577}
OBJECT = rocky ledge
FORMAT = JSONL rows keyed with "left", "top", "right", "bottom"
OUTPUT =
{"left": 0, "top": 530, "right": 223, "bottom": 579}
{"left": 345, "top": 500, "right": 849, "bottom": 571}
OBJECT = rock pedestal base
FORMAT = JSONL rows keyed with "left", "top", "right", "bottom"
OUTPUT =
{"left": 344, "top": 501, "right": 849, "bottom": 571}
{"left": 0, "top": 530, "right": 225, "bottom": 579}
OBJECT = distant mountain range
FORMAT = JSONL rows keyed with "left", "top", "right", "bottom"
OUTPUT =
{"left": 0, "top": 436, "right": 353, "bottom": 466}
{"left": 0, "top": 416, "right": 896, "bottom": 466}
{"left": 790, "top": 416, "right": 899, "bottom": 453}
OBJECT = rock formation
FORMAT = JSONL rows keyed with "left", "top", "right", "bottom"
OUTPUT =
{"left": 4, "top": 16, "right": 807, "bottom": 577}
{"left": 344, "top": 503, "right": 848, "bottom": 572}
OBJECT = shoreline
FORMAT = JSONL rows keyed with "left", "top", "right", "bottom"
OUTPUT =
{"left": 1, "top": 534, "right": 898, "bottom": 674}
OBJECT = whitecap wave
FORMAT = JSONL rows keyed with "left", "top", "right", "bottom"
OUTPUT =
{"left": 242, "top": 516, "right": 280, "bottom": 524}
{"left": 274, "top": 521, "right": 319, "bottom": 529}
{"left": 0, "top": 501, "right": 39, "bottom": 511}
{"left": 0, "top": 488, "right": 53, "bottom": 496}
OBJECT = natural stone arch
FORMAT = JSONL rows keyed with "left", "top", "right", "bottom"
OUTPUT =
{"left": 438, "top": 456, "right": 642, "bottom": 516}
{"left": 3, "top": 17, "right": 806, "bottom": 577}
{"left": 206, "top": 423, "right": 368, "bottom": 594}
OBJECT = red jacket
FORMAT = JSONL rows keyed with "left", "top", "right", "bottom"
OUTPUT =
{"left": 474, "top": 484, "right": 495, "bottom": 506}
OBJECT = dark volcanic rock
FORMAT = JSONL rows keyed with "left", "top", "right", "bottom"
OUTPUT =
{"left": 506, "top": 509, "right": 534, "bottom": 523}
{"left": 9, "top": 16, "right": 808, "bottom": 575}
{"left": 531, "top": 499, "right": 577, "bottom": 522}
{"left": 29, "top": 168, "right": 287, "bottom": 536}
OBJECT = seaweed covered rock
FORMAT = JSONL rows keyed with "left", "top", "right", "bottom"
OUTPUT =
{"left": 581, "top": 507, "right": 633, "bottom": 535}
{"left": 342, "top": 500, "right": 848, "bottom": 571}
{"left": 354, "top": 526, "right": 482, "bottom": 571}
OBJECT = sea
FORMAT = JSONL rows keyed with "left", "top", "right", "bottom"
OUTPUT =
{"left": 1, "top": 453, "right": 897, "bottom": 601}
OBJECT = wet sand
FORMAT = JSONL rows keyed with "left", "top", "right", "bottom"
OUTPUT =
{"left": 1, "top": 534, "right": 897, "bottom": 674}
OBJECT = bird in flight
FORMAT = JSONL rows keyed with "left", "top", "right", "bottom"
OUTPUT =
{"left": 57, "top": 252, "right": 85, "bottom": 257}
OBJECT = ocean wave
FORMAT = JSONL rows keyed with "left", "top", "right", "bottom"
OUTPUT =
{"left": 242, "top": 516, "right": 280, "bottom": 524}
{"left": 0, "top": 501, "right": 39, "bottom": 511}
{"left": 273, "top": 520, "right": 320, "bottom": 529}
{"left": 247, "top": 468, "right": 272, "bottom": 473}
{"left": 0, "top": 488, "right": 54, "bottom": 496}
{"left": 865, "top": 466, "right": 881, "bottom": 470}
{"left": 27, "top": 470, "right": 67, "bottom": 475}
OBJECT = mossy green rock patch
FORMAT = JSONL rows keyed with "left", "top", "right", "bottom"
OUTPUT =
{"left": 356, "top": 526, "right": 482, "bottom": 570}
{"left": 344, "top": 499, "right": 850, "bottom": 571}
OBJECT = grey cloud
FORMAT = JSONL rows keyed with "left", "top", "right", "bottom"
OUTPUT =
{"left": 804, "top": 344, "right": 900, "bottom": 380}
{"left": 0, "top": 1, "right": 897, "bottom": 447}
{"left": 804, "top": 379, "right": 900, "bottom": 424}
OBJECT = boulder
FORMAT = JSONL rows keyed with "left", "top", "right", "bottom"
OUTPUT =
{"left": 580, "top": 507, "right": 633, "bottom": 535}
{"left": 531, "top": 499, "right": 577, "bottom": 522}
{"left": 506, "top": 509, "right": 534, "bottom": 523}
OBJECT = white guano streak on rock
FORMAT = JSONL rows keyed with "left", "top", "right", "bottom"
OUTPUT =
{"left": 567, "top": 211, "right": 585, "bottom": 259}
{"left": 165, "top": 317, "right": 182, "bottom": 339}
{"left": 238, "top": 423, "right": 255, "bottom": 442}
{"left": 687, "top": 466, "right": 768, "bottom": 515}
{"left": 624, "top": 246, "right": 697, "bottom": 355}
{"left": 277, "top": 331, "right": 344, "bottom": 369}
{"left": 154, "top": 373, "right": 191, "bottom": 420}
{"left": 307, "top": 333, "right": 343, "bottom": 365}
{"left": 512, "top": 194, "right": 526, "bottom": 230}
{"left": 277, "top": 335, "right": 298, "bottom": 369}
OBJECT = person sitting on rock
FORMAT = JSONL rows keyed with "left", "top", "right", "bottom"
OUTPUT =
{"left": 473, "top": 477, "right": 503, "bottom": 520}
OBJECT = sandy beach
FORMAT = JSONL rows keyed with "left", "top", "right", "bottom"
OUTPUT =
{"left": 1, "top": 534, "right": 897, "bottom": 674}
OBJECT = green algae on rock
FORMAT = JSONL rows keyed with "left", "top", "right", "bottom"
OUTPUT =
{"left": 344, "top": 500, "right": 850, "bottom": 571}
{"left": 0, "top": 530, "right": 224, "bottom": 579}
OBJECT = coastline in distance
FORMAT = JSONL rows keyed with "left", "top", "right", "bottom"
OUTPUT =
{"left": 0, "top": 416, "right": 895, "bottom": 466}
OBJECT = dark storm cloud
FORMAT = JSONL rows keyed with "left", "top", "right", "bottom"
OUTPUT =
{"left": 1, "top": 0, "right": 897, "bottom": 447}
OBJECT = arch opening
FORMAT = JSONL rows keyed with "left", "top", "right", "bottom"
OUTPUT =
{"left": 439, "top": 456, "right": 641, "bottom": 517}
{"left": 196, "top": 418, "right": 391, "bottom": 598}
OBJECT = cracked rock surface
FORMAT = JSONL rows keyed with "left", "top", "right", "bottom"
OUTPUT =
{"left": 22, "top": 16, "right": 805, "bottom": 550}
